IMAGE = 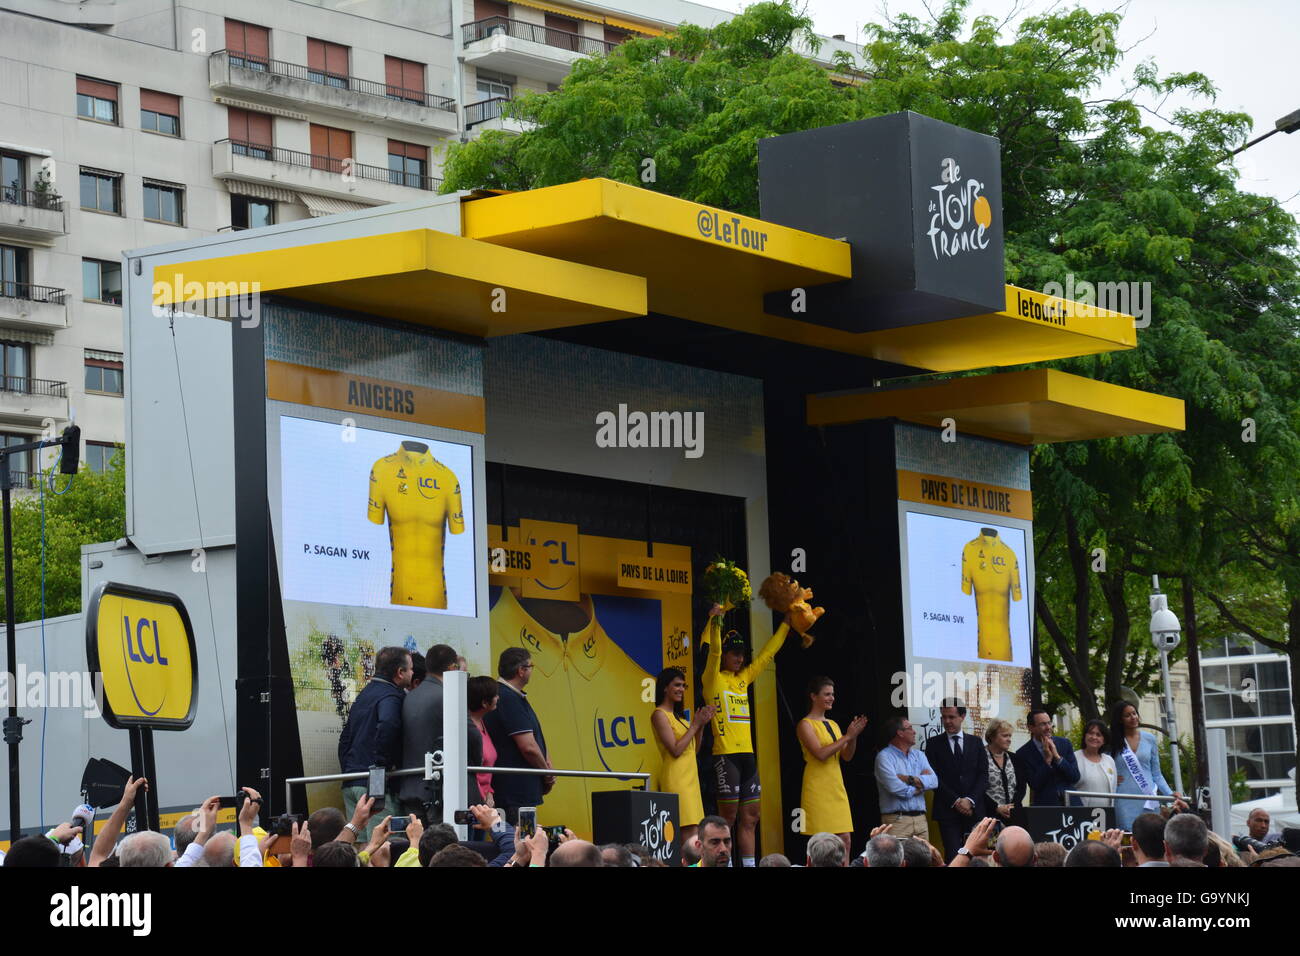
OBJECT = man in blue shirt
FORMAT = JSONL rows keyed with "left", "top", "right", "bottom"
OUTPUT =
{"left": 874, "top": 717, "right": 937, "bottom": 839}
{"left": 485, "top": 647, "right": 553, "bottom": 825}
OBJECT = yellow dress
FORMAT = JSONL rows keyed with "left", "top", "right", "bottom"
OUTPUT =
{"left": 653, "top": 709, "right": 704, "bottom": 828}
{"left": 800, "top": 718, "right": 853, "bottom": 834}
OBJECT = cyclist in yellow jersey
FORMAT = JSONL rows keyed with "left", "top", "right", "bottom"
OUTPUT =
{"left": 368, "top": 441, "right": 464, "bottom": 609}
{"left": 700, "top": 602, "right": 791, "bottom": 867}
{"left": 960, "top": 528, "right": 1022, "bottom": 661}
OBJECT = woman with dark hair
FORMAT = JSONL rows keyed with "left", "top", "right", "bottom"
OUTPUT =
{"left": 1110, "top": 701, "right": 1185, "bottom": 830}
{"left": 651, "top": 668, "right": 715, "bottom": 842}
{"left": 796, "top": 676, "right": 867, "bottom": 863}
{"left": 468, "top": 676, "right": 501, "bottom": 808}
{"left": 1076, "top": 718, "right": 1117, "bottom": 808}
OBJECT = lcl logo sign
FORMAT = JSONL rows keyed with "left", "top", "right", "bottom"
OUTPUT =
{"left": 86, "top": 582, "right": 198, "bottom": 731}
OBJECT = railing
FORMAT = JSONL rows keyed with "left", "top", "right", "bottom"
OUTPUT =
{"left": 0, "top": 187, "right": 64, "bottom": 212}
{"left": 216, "top": 140, "right": 443, "bottom": 192}
{"left": 284, "top": 762, "right": 650, "bottom": 816}
{"left": 462, "top": 16, "right": 618, "bottom": 56}
{"left": 465, "top": 96, "right": 516, "bottom": 128}
{"left": 0, "top": 376, "right": 68, "bottom": 398}
{"left": 0, "top": 281, "right": 67, "bottom": 304}
{"left": 211, "top": 50, "right": 456, "bottom": 112}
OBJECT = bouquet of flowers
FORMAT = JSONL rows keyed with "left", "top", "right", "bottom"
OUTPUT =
{"left": 703, "top": 558, "right": 751, "bottom": 611}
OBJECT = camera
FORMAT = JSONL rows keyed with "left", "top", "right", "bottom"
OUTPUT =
{"left": 269, "top": 813, "right": 301, "bottom": 837}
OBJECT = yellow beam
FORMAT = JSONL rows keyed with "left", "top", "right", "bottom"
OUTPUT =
{"left": 151, "top": 228, "right": 646, "bottom": 337}
{"left": 806, "top": 368, "right": 1185, "bottom": 444}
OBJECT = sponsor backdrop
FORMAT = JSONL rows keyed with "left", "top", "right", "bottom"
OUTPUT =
{"left": 894, "top": 424, "right": 1035, "bottom": 750}
{"left": 489, "top": 520, "right": 693, "bottom": 839}
{"left": 263, "top": 301, "right": 488, "bottom": 810}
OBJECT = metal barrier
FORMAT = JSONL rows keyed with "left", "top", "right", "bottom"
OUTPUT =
{"left": 283, "top": 762, "right": 649, "bottom": 816}
{"left": 1064, "top": 790, "right": 1177, "bottom": 802}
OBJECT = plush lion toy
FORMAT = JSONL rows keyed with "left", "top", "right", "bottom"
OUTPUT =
{"left": 758, "top": 572, "right": 824, "bottom": 647}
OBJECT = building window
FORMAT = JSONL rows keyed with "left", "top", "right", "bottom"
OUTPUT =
{"left": 308, "top": 124, "right": 353, "bottom": 173}
{"left": 476, "top": 73, "right": 513, "bottom": 101}
{"left": 231, "top": 195, "right": 275, "bottom": 230}
{"left": 84, "top": 353, "right": 124, "bottom": 396}
{"left": 1, "top": 341, "right": 31, "bottom": 389}
{"left": 80, "top": 168, "right": 122, "bottom": 215}
{"left": 85, "top": 441, "right": 122, "bottom": 473}
{"left": 143, "top": 180, "right": 184, "bottom": 225}
{"left": 544, "top": 14, "right": 580, "bottom": 51}
{"left": 604, "top": 27, "right": 628, "bottom": 47}
{"left": 307, "top": 38, "right": 350, "bottom": 89}
{"left": 82, "top": 259, "right": 122, "bottom": 304}
{"left": 76, "top": 77, "right": 119, "bottom": 125}
{"left": 1, "top": 244, "right": 30, "bottom": 298}
{"left": 227, "top": 108, "right": 274, "bottom": 160}
{"left": 225, "top": 19, "right": 270, "bottom": 71}
{"left": 384, "top": 56, "right": 426, "bottom": 103}
{"left": 1, "top": 433, "right": 33, "bottom": 487}
{"left": 2, "top": 152, "right": 26, "bottom": 203}
{"left": 141, "top": 90, "right": 181, "bottom": 136}
{"left": 387, "top": 140, "right": 428, "bottom": 188}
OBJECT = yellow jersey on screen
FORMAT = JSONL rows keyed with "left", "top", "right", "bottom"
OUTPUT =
{"left": 960, "top": 531, "right": 1022, "bottom": 661}
{"left": 368, "top": 443, "right": 464, "bottom": 608}
{"left": 700, "top": 617, "right": 790, "bottom": 755}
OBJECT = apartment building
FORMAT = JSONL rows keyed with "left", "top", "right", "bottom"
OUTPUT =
{"left": 0, "top": 0, "right": 863, "bottom": 478}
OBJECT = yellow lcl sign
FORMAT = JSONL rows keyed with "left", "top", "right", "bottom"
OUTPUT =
{"left": 86, "top": 583, "right": 197, "bottom": 730}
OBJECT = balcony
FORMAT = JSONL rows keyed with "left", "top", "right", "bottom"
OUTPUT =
{"left": 464, "top": 97, "right": 534, "bottom": 134}
{"left": 462, "top": 17, "right": 617, "bottom": 84}
{"left": 0, "top": 188, "right": 68, "bottom": 244}
{"left": 0, "top": 282, "right": 69, "bottom": 332}
{"left": 212, "top": 140, "right": 443, "bottom": 207}
{"left": 208, "top": 51, "right": 458, "bottom": 136}
{"left": 0, "top": 376, "right": 69, "bottom": 424}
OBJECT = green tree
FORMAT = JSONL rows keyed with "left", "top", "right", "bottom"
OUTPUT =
{"left": 1, "top": 454, "right": 126, "bottom": 622}
{"left": 443, "top": 2, "right": 858, "bottom": 214}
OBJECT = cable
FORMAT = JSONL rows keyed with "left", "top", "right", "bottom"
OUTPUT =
{"left": 169, "top": 315, "right": 236, "bottom": 788}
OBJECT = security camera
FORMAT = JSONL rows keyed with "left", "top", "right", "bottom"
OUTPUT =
{"left": 1149, "top": 592, "right": 1181, "bottom": 651}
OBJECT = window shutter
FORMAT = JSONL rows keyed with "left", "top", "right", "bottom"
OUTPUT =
{"left": 140, "top": 90, "right": 180, "bottom": 114}
{"left": 77, "top": 77, "right": 118, "bottom": 101}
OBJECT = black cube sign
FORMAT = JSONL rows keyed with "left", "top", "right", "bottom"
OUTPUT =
{"left": 758, "top": 111, "right": 1005, "bottom": 333}
{"left": 1021, "top": 805, "right": 1116, "bottom": 848}
{"left": 591, "top": 790, "right": 680, "bottom": 865}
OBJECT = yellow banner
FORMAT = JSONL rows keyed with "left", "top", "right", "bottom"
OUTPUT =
{"left": 616, "top": 554, "right": 693, "bottom": 593}
{"left": 487, "top": 532, "right": 548, "bottom": 584}
{"left": 519, "top": 520, "right": 582, "bottom": 601}
{"left": 88, "top": 584, "right": 197, "bottom": 730}
{"left": 897, "top": 469, "right": 1033, "bottom": 520}
{"left": 265, "top": 359, "right": 486, "bottom": 433}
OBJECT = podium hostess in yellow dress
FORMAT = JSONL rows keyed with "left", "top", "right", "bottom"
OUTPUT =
{"left": 651, "top": 668, "right": 715, "bottom": 841}
{"left": 797, "top": 676, "right": 868, "bottom": 862}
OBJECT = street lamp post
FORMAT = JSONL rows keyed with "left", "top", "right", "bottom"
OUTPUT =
{"left": 1219, "top": 108, "right": 1300, "bottom": 160}
{"left": 1149, "top": 575, "right": 1184, "bottom": 797}
{"left": 2, "top": 425, "right": 79, "bottom": 844}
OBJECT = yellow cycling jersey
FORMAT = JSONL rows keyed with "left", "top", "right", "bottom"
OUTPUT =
{"left": 368, "top": 443, "right": 464, "bottom": 608}
{"left": 700, "top": 617, "right": 790, "bottom": 756}
{"left": 489, "top": 587, "right": 657, "bottom": 834}
{"left": 960, "top": 530, "right": 1022, "bottom": 661}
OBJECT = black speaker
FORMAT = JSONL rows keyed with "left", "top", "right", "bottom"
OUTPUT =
{"left": 80, "top": 757, "right": 132, "bottom": 808}
{"left": 59, "top": 424, "right": 80, "bottom": 475}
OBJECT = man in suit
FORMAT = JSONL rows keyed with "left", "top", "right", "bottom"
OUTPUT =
{"left": 399, "top": 644, "right": 461, "bottom": 819}
{"left": 1016, "top": 708, "right": 1080, "bottom": 805}
{"left": 926, "top": 698, "right": 989, "bottom": 861}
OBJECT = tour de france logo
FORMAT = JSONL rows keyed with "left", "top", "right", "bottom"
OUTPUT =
{"left": 926, "top": 157, "right": 993, "bottom": 261}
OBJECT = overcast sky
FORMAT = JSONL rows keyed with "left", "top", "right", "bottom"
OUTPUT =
{"left": 776, "top": 0, "right": 1300, "bottom": 215}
